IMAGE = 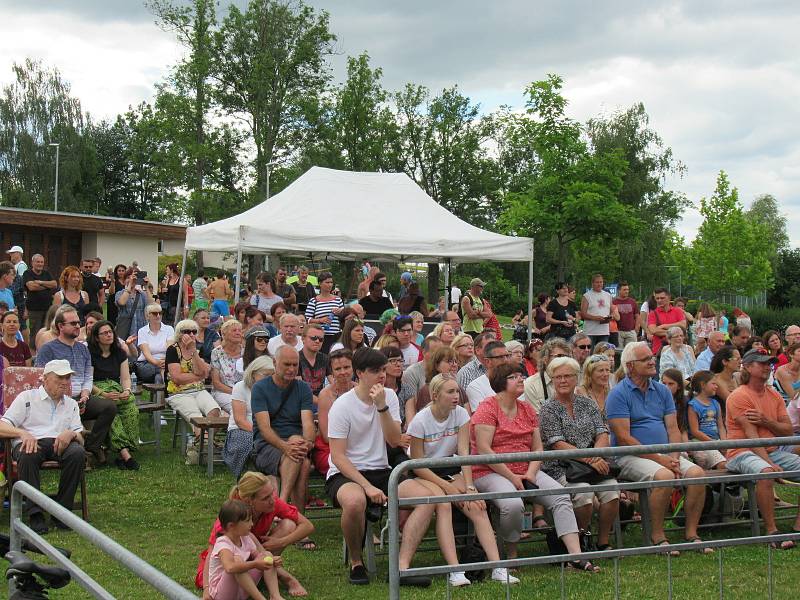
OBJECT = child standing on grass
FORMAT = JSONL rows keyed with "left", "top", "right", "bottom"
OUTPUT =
{"left": 207, "top": 500, "right": 284, "bottom": 600}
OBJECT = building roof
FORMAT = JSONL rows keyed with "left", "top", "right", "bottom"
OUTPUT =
{"left": 0, "top": 207, "right": 186, "bottom": 239}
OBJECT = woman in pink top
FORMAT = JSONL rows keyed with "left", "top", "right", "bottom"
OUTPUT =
{"left": 471, "top": 363, "right": 599, "bottom": 572}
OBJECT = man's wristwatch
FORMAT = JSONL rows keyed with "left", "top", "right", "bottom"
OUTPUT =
{"left": 376, "top": 405, "right": 389, "bottom": 413}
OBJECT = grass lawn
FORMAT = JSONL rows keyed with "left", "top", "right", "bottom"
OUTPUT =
{"left": 2, "top": 416, "right": 800, "bottom": 599}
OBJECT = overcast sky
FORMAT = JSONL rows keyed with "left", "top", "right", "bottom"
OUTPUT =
{"left": 2, "top": 0, "right": 798, "bottom": 244}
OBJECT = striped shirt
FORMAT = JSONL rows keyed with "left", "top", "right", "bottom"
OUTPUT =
{"left": 456, "top": 357, "right": 486, "bottom": 390}
{"left": 34, "top": 339, "right": 93, "bottom": 396}
{"left": 305, "top": 296, "right": 344, "bottom": 335}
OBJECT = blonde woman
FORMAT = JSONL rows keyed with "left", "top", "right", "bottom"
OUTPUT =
{"left": 197, "top": 471, "right": 314, "bottom": 599}
{"left": 451, "top": 333, "right": 475, "bottom": 368}
{"left": 166, "top": 319, "right": 220, "bottom": 443}
{"left": 430, "top": 321, "right": 455, "bottom": 345}
{"left": 576, "top": 354, "right": 614, "bottom": 419}
{"left": 211, "top": 319, "right": 244, "bottom": 414}
{"left": 224, "top": 356, "right": 274, "bottom": 479}
{"left": 409, "top": 374, "right": 518, "bottom": 586}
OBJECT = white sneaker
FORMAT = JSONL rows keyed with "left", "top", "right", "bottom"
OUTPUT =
{"left": 448, "top": 572, "right": 471, "bottom": 587}
{"left": 491, "top": 568, "right": 520, "bottom": 584}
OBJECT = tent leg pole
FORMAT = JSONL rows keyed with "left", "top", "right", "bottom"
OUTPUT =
{"left": 527, "top": 241, "right": 534, "bottom": 341}
{"left": 175, "top": 247, "right": 189, "bottom": 327}
{"left": 444, "top": 259, "right": 451, "bottom": 312}
{"left": 234, "top": 226, "right": 244, "bottom": 302}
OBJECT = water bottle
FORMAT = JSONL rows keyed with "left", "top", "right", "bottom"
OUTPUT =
{"left": 130, "top": 371, "right": 138, "bottom": 392}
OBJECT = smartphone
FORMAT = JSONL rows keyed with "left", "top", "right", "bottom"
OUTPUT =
{"left": 522, "top": 479, "right": 539, "bottom": 491}
{"left": 136, "top": 270, "right": 147, "bottom": 285}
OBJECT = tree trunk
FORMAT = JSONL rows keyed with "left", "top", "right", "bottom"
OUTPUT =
{"left": 556, "top": 234, "right": 567, "bottom": 282}
{"left": 427, "top": 262, "right": 440, "bottom": 306}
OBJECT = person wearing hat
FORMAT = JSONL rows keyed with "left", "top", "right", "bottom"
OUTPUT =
{"left": 0, "top": 359, "right": 86, "bottom": 534}
{"left": 6, "top": 245, "right": 27, "bottom": 277}
{"left": 461, "top": 278, "right": 491, "bottom": 339}
{"left": 397, "top": 272, "right": 413, "bottom": 301}
{"left": 725, "top": 348, "right": 800, "bottom": 547}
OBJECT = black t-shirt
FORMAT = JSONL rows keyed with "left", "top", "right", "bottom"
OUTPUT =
{"left": 291, "top": 282, "right": 316, "bottom": 310}
{"left": 22, "top": 269, "right": 56, "bottom": 310}
{"left": 90, "top": 347, "right": 127, "bottom": 382}
{"left": 359, "top": 294, "right": 394, "bottom": 318}
{"left": 299, "top": 351, "right": 329, "bottom": 396}
{"left": 546, "top": 298, "right": 578, "bottom": 340}
{"left": 82, "top": 273, "right": 104, "bottom": 305}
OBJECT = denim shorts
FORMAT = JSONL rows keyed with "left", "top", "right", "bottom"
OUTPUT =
{"left": 727, "top": 450, "right": 800, "bottom": 479}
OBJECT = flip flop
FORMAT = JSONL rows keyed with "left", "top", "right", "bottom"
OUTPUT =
{"left": 651, "top": 538, "right": 680, "bottom": 557}
{"left": 295, "top": 538, "right": 318, "bottom": 551}
{"left": 685, "top": 536, "right": 714, "bottom": 554}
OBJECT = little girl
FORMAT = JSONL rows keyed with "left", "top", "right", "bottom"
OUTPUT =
{"left": 687, "top": 370, "right": 727, "bottom": 470}
{"left": 207, "top": 500, "right": 283, "bottom": 600}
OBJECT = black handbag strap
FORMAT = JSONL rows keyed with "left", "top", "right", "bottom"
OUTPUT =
{"left": 270, "top": 379, "right": 296, "bottom": 422}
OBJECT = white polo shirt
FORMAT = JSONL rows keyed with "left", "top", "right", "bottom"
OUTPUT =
{"left": 136, "top": 324, "right": 175, "bottom": 362}
{"left": 267, "top": 335, "right": 303, "bottom": 356}
{"left": 1, "top": 386, "right": 83, "bottom": 445}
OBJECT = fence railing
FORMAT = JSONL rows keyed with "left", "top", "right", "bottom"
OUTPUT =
{"left": 9, "top": 481, "right": 196, "bottom": 599}
{"left": 387, "top": 436, "right": 800, "bottom": 600}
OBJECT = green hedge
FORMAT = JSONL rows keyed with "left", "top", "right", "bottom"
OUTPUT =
{"left": 746, "top": 308, "right": 800, "bottom": 335}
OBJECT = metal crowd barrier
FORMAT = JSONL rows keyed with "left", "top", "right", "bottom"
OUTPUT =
{"left": 387, "top": 436, "right": 800, "bottom": 600}
{"left": 9, "top": 481, "right": 196, "bottom": 599}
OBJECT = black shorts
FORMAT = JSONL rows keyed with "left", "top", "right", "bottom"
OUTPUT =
{"left": 325, "top": 469, "right": 405, "bottom": 508}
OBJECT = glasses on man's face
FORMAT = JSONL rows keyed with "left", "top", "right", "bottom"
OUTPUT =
{"left": 552, "top": 374, "right": 577, "bottom": 381}
{"left": 64, "top": 320, "right": 80, "bottom": 327}
{"left": 308, "top": 335, "right": 324, "bottom": 342}
{"left": 487, "top": 353, "right": 510, "bottom": 361}
{"left": 632, "top": 355, "right": 655, "bottom": 364}
{"left": 576, "top": 344, "right": 592, "bottom": 350}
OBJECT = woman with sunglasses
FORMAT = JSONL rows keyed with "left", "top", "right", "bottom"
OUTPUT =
{"left": 450, "top": 333, "right": 475, "bottom": 368}
{"left": 304, "top": 272, "right": 343, "bottom": 354}
{"left": 405, "top": 346, "right": 466, "bottom": 425}
{"left": 88, "top": 320, "right": 140, "bottom": 470}
{"left": 192, "top": 307, "right": 220, "bottom": 363}
{"left": 472, "top": 362, "right": 599, "bottom": 572}
{"left": 166, "top": 319, "right": 223, "bottom": 445}
{"left": 539, "top": 357, "right": 619, "bottom": 551}
{"left": 133, "top": 303, "right": 174, "bottom": 384}
{"left": 240, "top": 326, "right": 271, "bottom": 372}
{"left": 408, "top": 373, "right": 518, "bottom": 586}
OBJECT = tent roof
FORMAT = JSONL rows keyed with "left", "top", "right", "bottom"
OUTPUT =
{"left": 185, "top": 166, "right": 532, "bottom": 263}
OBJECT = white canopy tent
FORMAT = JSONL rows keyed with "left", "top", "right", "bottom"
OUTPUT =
{"left": 178, "top": 166, "right": 534, "bottom": 333}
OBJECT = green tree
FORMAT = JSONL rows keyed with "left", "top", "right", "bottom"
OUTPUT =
{"left": 214, "top": 0, "right": 335, "bottom": 197}
{"left": 0, "top": 59, "right": 101, "bottom": 213}
{"left": 768, "top": 248, "right": 800, "bottom": 308}
{"left": 499, "top": 75, "right": 637, "bottom": 282}
{"left": 746, "top": 193, "right": 788, "bottom": 271}
{"left": 690, "top": 171, "right": 773, "bottom": 298}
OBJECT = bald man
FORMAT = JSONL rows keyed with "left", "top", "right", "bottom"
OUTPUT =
{"left": 777, "top": 325, "right": 800, "bottom": 367}
{"left": 694, "top": 331, "right": 727, "bottom": 373}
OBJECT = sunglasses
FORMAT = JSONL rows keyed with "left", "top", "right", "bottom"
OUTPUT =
{"left": 254, "top": 336, "right": 269, "bottom": 342}
{"left": 576, "top": 344, "right": 592, "bottom": 350}
{"left": 64, "top": 320, "right": 80, "bottom": 326}
{"left": 181, "top": 329, "right": 198, "bottom": 335}
{"left": 308, "top": 335, "right": 324, "bottom": 342}
{"left": 588, "top": 354, "right": 611, "bottom": 364}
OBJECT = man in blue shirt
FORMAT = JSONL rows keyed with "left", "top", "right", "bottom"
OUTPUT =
{"left": 607, "top": 341, "right": 708, "bottom": 555}
{"left": 252, "top": 345, "right": 315, "bottom": 514}
{"left": 694, "top": 331, "right": 726, "bottom": 373}
{"left": 0, "top": 261, "right": 15, "bottom": 311}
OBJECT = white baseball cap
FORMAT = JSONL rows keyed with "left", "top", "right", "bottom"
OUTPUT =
{"left": 6, "top": 245, "right": 23, "bottom": 254}
{"left": 43, "top": 359, "right": 75, "bottom": 376}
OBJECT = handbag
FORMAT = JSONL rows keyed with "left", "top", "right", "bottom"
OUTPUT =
{"left": 115, "top": 290, "right": 141, "bottom": 340}
{"left": 562, "top": 459, "right": 620, "bottom": 485}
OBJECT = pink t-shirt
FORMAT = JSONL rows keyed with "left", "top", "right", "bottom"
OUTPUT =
{"left": 208, "top": 534, "right": 259, "bottom": 597}
{"left": 647, "top": 306, "right": 686, "bottom": 354}
{"left": 470, "top": 395, "right": 539, "bottom": 480}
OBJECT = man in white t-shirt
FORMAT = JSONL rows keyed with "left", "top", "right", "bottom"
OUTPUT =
{"left": 325, "top": 347, "right": 434, "bottom": 587}
{"left": 466, "top": 340, "right": 512, "bottom": 411}
{"left": 449, "top": 285, "right": 462, "bottom": 307}
{"left": 267, "top": 313, "right": 304, "bottom": 355}
{"left": 580, "top": 273, "right": 617, "bottom": 348}
{"left": 393, "top": 315, "right": 422, "bottom": 369}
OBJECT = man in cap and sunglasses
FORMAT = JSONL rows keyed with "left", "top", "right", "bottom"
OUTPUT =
{"left": 461, "top": 278, "right": 491, "bottom": 339}
{"left": 0, "top": 359, "right": 86, "bottom": 533}
{"left": 725, "top": 348, "right": 800, "bottom": 547}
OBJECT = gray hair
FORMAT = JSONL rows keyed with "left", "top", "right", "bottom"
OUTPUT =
{"left": 505, "top": 340, "right": 525, "bottom": 354}
{"left": 273, "top": 344, "right": 298, "bottom": 362}
{"left": 32, "top": 253, "right": 44, "bottom": 261}
{"left": 244, "top": 355, "right": 274, "bottom": 388}
{"left": 571, "top": 332, "right": 590, "bottom": 345}
{"left": 539, "top": 337, "right": 572, "bottom": 369}
{"left": 173, "top": 319, "right": 199, "bottom": 343}
{"left": 620, "top": 341, "right": 650, "bottom": 376}
{"left": 667, "top": 326, "right": 683, "bottom": 339}
{"left": 546, "top": 356, "right": 581, "bottom": 378}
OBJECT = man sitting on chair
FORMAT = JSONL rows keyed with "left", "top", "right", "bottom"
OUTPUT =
{"left": 0, "top": 359, "right": 85, "bottom": 534}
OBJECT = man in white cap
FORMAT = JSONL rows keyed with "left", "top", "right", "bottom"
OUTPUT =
{"left": 0, "top": 359, "right": 86, "bottom": 534}
{"left": 6, "top": 245, "right": 27, "bottom": 277}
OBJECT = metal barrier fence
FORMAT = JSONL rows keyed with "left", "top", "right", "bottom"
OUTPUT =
{"left": 387, "top": 436, "right": 800, "bottom": 600}
{"left": 9, "top": 481, "right": 196, "bottom": 599}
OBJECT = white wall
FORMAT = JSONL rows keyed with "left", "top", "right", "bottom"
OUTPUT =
{"left": 94, "top": 233, "right": 160, "bottom": 282}
{"left": 159, "top": 240, "right": 238, "bottom": 273}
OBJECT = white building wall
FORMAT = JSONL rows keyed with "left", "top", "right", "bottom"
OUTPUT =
{"left": 95, "top": 233, "right": 160, "bottom": 282}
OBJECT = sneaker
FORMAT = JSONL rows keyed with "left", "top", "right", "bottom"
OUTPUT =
{"left": 348, "top": 564, "right": 369, "bottom": 585}
{"left": 29, "top": 513, "right": 48, "bottom": 535}
{"left": 491, "top": 568, "right": 520, "bottom": 584}
{"left": 114, "top": 458, "right": 127, "bottom": 470}
{"left": 124, "top": 457, "right": 140, "bottom": 471}
{"left": 448, "top": 572, "right": 471, "bottom": 587}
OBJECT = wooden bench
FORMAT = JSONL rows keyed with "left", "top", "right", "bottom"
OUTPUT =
{"left": 136, "top": 384, "right": 168, "bottom": 457}
{"left": 190, "top": 416, "right": 229, "bottom": 477}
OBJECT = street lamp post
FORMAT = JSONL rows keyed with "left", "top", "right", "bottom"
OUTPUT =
{"left": 48, "top": 142, "right": 60, "bottom": 211}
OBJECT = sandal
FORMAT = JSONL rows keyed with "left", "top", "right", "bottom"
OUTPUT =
{"left": 596, "top": 543, "right": 614, "bottom": 551}
{"left": 767, "top": 532, "right": 796, "bottom": 550}
{"left": 651, "top": 538, "right": 680, "bottom": 557}
{"left": 295, "top": 538, "right": 318, "bottom": 551}
{"left": 566, "top": 559, "right": 600, "bottom": 573}
{"left": 685, "top": 536, "right": 714, "bottom": 554}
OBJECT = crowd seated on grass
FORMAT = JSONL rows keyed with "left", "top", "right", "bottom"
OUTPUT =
{"left": 3, "top": 256, "right": 800, "bottom": 593}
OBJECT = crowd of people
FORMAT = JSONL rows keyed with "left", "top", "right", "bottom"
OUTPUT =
{"left": 1, "top": 250, "right": 799, "bottom": 597}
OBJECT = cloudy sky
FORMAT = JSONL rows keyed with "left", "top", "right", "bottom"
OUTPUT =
{"left": 2, "top": 0, "right": 798, "bottom": 244}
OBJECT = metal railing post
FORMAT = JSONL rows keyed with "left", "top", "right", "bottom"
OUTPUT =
{"left": 387, "top": 462, "right": 408, "bottom": 600}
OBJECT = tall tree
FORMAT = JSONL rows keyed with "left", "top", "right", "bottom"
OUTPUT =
{"left": 690, "top": 171, "right": 773, "bottom": 298}
{"left": 499, "top": 75, "right": 636, "bottom": 281}
{"left": 0, "top": 59, "right": 101, "bottom": 212}
{"left": 768, "top": 248, "right": 800, "bottom": 308}
{"left": 746, "top": 193, "right": 789, "bottom": 271}
{"left": 214, "top": 0, "right": 335, "bottom": 197}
